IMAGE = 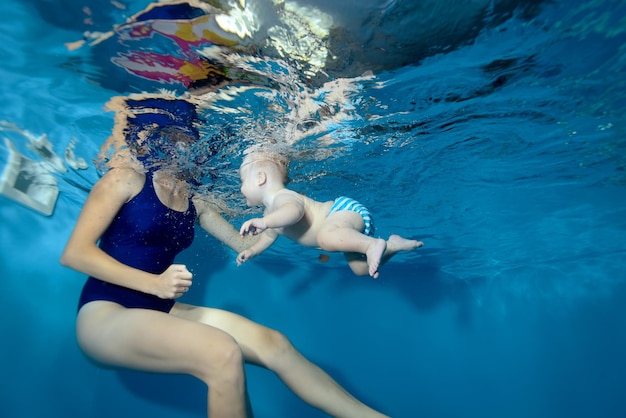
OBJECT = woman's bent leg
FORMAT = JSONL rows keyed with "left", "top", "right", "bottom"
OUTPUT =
{"left": 172, "top": 303, "right": 389, "bottom": 418}
{"left": 77, "top": 301, "right": 247, "bottom": 418}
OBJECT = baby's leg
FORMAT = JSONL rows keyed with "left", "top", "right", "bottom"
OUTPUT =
{"left": 318, "top": 212, "right": 386, "bottom": 278}
{"left": 387, "top": 234, "right": 424, "bottom": 253}
{"left": 343, "top": 253, "right": 370, "bottom": 276}
{"left": 336, "top": 241, "right": 388, "bottom": 279}
{"left": 344, "top": 235, "right": 423, "bottom": 278}
{"left": 365, "top": 239, "right": 387, "bottom": 278}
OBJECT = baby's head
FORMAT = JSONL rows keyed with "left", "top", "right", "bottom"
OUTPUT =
{"left": 240, "top": 150, "right": 290, "bottom": 184}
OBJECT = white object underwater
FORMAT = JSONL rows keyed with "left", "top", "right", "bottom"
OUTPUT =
{"left": 0, "top": 138, "right": 59, "bottom": 216}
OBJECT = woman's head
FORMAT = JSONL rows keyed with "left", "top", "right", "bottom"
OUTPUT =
{"left": 124, "top": 97, "right": 201, "bottom": 166}
{"left": 134, "top": 125, "right": 196, "bottom": 162}
{"left": 103, "top": 94, "right": 220, "bottom": 186}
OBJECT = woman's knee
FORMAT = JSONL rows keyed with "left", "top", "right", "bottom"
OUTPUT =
{"left": 196, "top": 333, "right": 245, "bottom": 386}
{"left": 256, "top": 328, "right": 295, "bottom": 369}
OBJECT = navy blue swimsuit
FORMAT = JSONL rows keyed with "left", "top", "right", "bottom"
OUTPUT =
{"left": 77, "top": 172, "right": 196, "bottom": 312}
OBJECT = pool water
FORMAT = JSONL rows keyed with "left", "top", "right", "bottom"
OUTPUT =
{"left": 1, "top": 1, "right": 625, "bottom": 417}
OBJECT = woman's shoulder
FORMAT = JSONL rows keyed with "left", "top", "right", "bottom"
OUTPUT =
{"left": 103, "top": 166, "right": 145, "bottom": 180}
{"left": 95, "top": 167, "right": 146, "bottom": 199}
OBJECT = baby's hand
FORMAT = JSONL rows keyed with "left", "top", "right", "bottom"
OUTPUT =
{"left": 237, "top": 249, "right": 255, "bottom": 266}
{"left": 240, "top": 218, "right": 268, "bottom": 236}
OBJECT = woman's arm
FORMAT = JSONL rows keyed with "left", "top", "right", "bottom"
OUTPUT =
{"left": 194, "top": 196, "right": 260, "bottom": 253}
{"left": 60, "top": 168, "right": 190, "bottom": 299}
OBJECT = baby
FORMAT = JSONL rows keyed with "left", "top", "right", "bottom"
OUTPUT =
{"left": 237, "top": 150, "right": 423, "bottom": 278}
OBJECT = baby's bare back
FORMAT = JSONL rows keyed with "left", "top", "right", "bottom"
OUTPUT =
{"left": 280, "top": 193, "right": 334, "bottom": 247}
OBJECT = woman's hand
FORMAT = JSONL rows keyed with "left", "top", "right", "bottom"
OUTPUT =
{"left": 155, "top": 264, "right": 193, "bottom": 299}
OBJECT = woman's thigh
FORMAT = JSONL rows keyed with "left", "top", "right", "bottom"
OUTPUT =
{"left": 170, "top": 303, "right": 288, "bottom": 366}
{"left": 77, "top": 301, "right": 241, "bottom": 376}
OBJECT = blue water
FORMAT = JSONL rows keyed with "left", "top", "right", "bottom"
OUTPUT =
{"left": 1, "top": 1, "right": 625, "bottom": 417}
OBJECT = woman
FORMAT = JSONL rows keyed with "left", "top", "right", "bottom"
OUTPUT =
{"left": 60, "top": 94, "right": 388, "bottom": 418}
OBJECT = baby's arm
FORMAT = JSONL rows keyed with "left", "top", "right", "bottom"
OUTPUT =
{"left": 240, "top": 191, "right": 304, "bottom": 236}
{"left": 236, "top": 228, "right": 278, "bottom": 266}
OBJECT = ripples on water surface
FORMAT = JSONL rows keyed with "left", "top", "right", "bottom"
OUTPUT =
{"left": 0, "top": 0, "right": 623, "bottom": 339}
{"left": 1, "top": 0, "right": 625, "bottom": 417}
{"left": 0, "top": 0, "right": 623, "bottom": 308}
{"left": 44, "top": 0, "right": 622, "bottom": 301}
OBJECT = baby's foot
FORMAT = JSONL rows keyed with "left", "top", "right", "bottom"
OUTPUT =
{"left": 387, "top": 234, "right": 423, "bottom": 253}
{"left": 366, "top": 238, "right": 387, "bottom": 279}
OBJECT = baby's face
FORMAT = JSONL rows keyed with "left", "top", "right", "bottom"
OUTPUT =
{"left": 239, "top": 165, "right": 261, "bottom": 206}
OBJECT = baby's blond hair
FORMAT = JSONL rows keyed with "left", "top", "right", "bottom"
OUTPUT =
{"left": 241, "top": 150, "right": 290, "bottom": 184}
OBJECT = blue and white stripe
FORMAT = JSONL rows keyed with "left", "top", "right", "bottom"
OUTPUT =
{"left": 328, "top": 196, "right": 375, "bottom": 236}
